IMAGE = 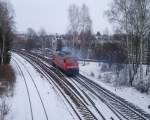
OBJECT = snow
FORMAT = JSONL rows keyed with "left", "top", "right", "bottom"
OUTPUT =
{"left": 7, "top": 53, "right": 75, "bottom": 120}
{"left": 3, "top": 53, "right": 150, "bottom": 119}
{"left": 79, "top": 61, "right": 150, "bottom": 113}
{"left": 69, "top": 78, "right": 123, "bottom": 120}
{"left": 11, "top": 53, "right": 123, "bottom": 119}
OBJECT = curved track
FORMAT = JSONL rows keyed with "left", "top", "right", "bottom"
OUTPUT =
{"left": 14, "top": 54, "right": 82, "bottom": 120}
{"left": 76, "top": 75, "right": 150, "bottom": 120}
{"left": 29, "top": 51, "right": 150, "bottom": 120}
{"left": 15, "top": 52, "right": 102, "bottom": 120}
{"left": 13, "top": 50, "right": 150, "bottom": 120}
{"left": 12, "top": 57, "right": 48, "bottom": 120}
{"left": 12, "top": 59, "right": 34, "bottom": 120}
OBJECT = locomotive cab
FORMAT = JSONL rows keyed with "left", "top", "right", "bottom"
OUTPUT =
{"left": 52, "top": 51, "right": 79, "bottom": 75}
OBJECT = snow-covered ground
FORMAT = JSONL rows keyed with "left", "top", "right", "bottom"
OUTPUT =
{"left": 79, "top": 61, "right": 150, "bottom": 113}
{"left": 6, "top": 53, "right": 75, "bottom": 120}
{"left": 2, "top": 53, "right": 149, "bottom": 119}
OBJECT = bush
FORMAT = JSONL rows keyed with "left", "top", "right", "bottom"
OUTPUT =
{"left": 0, "top": 65, "right": 16, "bottom": 81}
{"left": 98, "top": 74, "right": 101, "bottom": 79}
{"left": 103, "top": 74, "right": 112, "bottom": 83}
{"left": 90, "top": 72, "right": 95, "bottom": 77}
{"left": 0, "top": 65, "right": 16, "bottom": 96}
{"left": 101, "top": 64, "right": 109, "bottom": 72}
{"left": 136, "top": 81, "right": 149, "bottom": 93}
{"left": 0, "top": 97, "right": 10, "bottom": 120}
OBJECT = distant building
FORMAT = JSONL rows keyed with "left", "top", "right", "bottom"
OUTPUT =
{"left": 95, "top": 33, "right": 127, "bottom": 46}
{"left": 15, "top": 33, "right": 27, "bottom": 41}
{"left": 95, "top": 34, "right": 110, "bottom": 44}
{"left": 13, "top": 33, "right": 27, "bottom": 49}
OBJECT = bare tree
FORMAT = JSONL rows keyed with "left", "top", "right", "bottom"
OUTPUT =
{"left": 38, "top": 28, "right": 47, "bottom": 50}
{"left": 79, "top": 4, "right": 92, "bottom": 36}
{"left": 79, "top": 4, "right": 93, "bottom": 59}
{"left": 106, "top": 0, "right": 150, "bottom": 86}
{"left": 25, "top": 28, "right": 37, "bottom": 51}
{"left": 68, "top": 4, "right": 93, "bottom": 59}
{"left": 68, "top": 4, "right": 80, "bottom": 49}
{"left": 0, "top": 0, "right": 15, "bottom": 64}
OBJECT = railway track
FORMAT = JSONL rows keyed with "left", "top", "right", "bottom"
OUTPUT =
{"left": 76, "top": 75, "right": 150, "bottom": 120}
{"left": 12, "top": 58, "right": 34, "bottom": 120}
{"left": 13, "top": 56, "right": 49, "bottom": 120}
{"left": 69, "top": 77, "right": 122, "bottom": 120}
{"left": 37, "top": 50, "right": 150, "bottom": 120}
{"left": 48, "top": 67, "right": 124, "bottom": 120}
{"left": 15, "top": 52, "right": 102, "bottom": 120}
{"left": 12, "top": 57, "right": 48, "bottom": 120}
{"left": 14, "top": 51, "right": 150, "bottom": 120}
{"left": 14, "top": 53, "right": 82, "bottom": 120}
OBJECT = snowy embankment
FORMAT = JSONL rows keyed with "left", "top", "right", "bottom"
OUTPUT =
{"left": 79, "top": 61, "right": 150, "bottom": 113}
{"left": 7, "top": 53, "right": 75, "bottom": 120}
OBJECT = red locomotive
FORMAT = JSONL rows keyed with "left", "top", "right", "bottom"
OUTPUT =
{"left": 52, "top": 51, "right": 79, "bottom": 75}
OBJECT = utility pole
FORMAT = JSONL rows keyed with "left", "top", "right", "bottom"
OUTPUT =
{"left": 1, "top": 24, "right": 5, "bottom": 65}
{"left": 2, "top": 32, "right": 5, "bottom": 64}
{"left": 0, "top": 23, "right": 2, "bottom": 64}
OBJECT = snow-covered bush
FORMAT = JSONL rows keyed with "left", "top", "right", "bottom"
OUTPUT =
{"left": 0, "top": 97, "right": 10, "bottom": 120}
{"left": 106, "top": 64, "right": 128, "bottom": 86}
{"left": 132, "top": 66, "right": 150, "bottom": 93}
{"left": 90, "top": 72, "right": 95, "bottom": 77}
{"left": 98, "top": 74, "right": 101, "bottom": 79}
{"left": 148, "top": 105, "right": 150, "bottom": 109}
{"left": 136, "top": 81, "right": 149, "bottom": 93}
{"left": 117, "top": 66, "right": 129, "bottom": 86}
{"left": 148, "top": 87, "right": 150, "bottom": 94}
{"left": 103, "top": 73, "right": 112, "bottom": 83}
{"left": 101, "top": 64, "right": 109, "bottom": 72}
{"left": 98, "top": 63, "right": 101, "bottom": 66}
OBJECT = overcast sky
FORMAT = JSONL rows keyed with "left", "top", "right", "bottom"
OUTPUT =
{"left": 11, "top": 0, "right": 112, "bottom": 34}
